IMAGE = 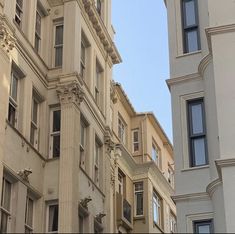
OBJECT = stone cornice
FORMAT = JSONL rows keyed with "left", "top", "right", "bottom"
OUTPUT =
{"left": 206, "top": 178, "right": 222, "bottom": 197}
{"left": 172, "top": 192, "right": 209, "bottom": 202}
{"left": 215, "top": 157, "right": 235, "bottom": 179}
{"left": 81, "top": 0, "right": 121, "bottom": 65}
{"left": 166, "top": 72, "right": 202, "bottom": 90}
{"left": 56, "top": 81, "right": 84, "bottom": 106}
{"left": 0, "top": 15, "right": 16, "bottom": 53}
{"left": 206, "top": 23, "right": 235, "bottom": 53}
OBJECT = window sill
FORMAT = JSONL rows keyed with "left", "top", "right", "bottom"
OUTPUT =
{"left": 176, "top": 50, "right": 202, "bottom": 59}
{"left": 133, "top": 215, "right": 145, "bottom": 221}
{"left": 181, "top": 165, "right": 209, "bottom": 172}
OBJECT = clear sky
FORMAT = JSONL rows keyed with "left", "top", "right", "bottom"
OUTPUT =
{"left": 112, "top": 0, "right": 172, "bottom": 141}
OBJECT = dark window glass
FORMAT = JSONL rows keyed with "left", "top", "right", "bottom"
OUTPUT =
{"left": 188, "top": 99, "right": 207, "bottom": 167}
{"left": 53, "top": 135, "right": 60, "bottom": 158}
{"left": 182, "top": 0, "right": 200, "bottom": 53}
{"left": 48, "top": 204, "right": 58, "bottom": 232}
{"left": 53, "top": 110, "right": 61, "bottom": 132}
{"left": 194, "top": 220, "right": 213, "bottom": 234}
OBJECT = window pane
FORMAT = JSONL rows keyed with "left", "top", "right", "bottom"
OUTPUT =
{"left": 134, "top": 143, "right": 139, "bottom": 152}
{"left": 198, "top": 225, "right": 210, "bottom": 233}
{"left": 48, "top": 205, "right": 58, "bottom": 232}
{"left": 80, "top": 123, "right": 85, "bottom": 147}
{"left": 32, "top": 99, "right": 38, "bottom": 124}
{"left": 35, "top": 11, "right": 41, "bottom": 35}
{"left": 53, "top": 110, "right": 61, "bottom": 132}
{"left": 55, "top": 47, "right": 63, "bottom": 67}
{"left": 136, "top": 193, "right": 143, "bottom": 215}
{"left": 55, "top": 25, "right": 63, "bottom": 45}
{"left": 193, "top": 138, "right": 206, "bottom": 166}
{"left": 184, "top": 0, "right": 196, "bottom": 27}
{"left": 27, "top": 198, "right": 33, "bottom": 227}
{"left": 135, "top": 182, "right": 143, "bottom": 191}
{"left": 8, "top": 104, "right": 16, "bottom": 126}
{"left": 11, "top": 74, "right": 18, "bottom": 101}
{"left": 30, "top": 124, "right": 36, "bottom": 145}
{"left": 191, "top": 103, "right": 203, "bottom": 134}
{"left": 53, "top": 135, "right": 60, "bottom": 158}
{"left": 2, "top": 179, "right": 11, "bottom": 211}
{"left": 186, "top": 30, "right": 199, "bottom": 53}
{"left": 153, "top": 202, "right": 158, "bottom": 223}
{"left": 0, "top": 211, "right": 8, "bottom": 233}
{"left": 81, "top": 42, "right": 85, "bottom": 64}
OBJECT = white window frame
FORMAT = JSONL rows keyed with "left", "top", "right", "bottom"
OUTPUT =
{"left": 132, "top": 129, "right": 139, "bottom": 153}
{"left": 53, "top": 22, "right": 64, "bottom": 68}
{"left": 134, "top": 182, "right": 144, "bottom": 217}
{"left": 15, "top": 0, "right": 23, "bottom": 27}
{"left": 153, "top": 191, "right": 162, "bottom": 227}
{"left": 152, "top": 141, "right": 160, "bottom": 166}
{"left": 46, "top": 202, "right": 59, "bottom": 234}
{"left": 0, "top": 177, "right": 12, "bottom": 233}
{"left": 118, "top": 170, "right": 124, "bottom": 195}
{"left": 170, "top": 212, "right": 177, "bottom": 233}
{"left": 34, "top": 5, "right": 42, "bottom": 53}
{"left": 118, "top": 115, "right": 126, "bottom": 144}
{"left": 49, "top": 107, "right": 61, "bottom": 159}
{"left": 25, "top": 195, "right": 34, "bottom": 233}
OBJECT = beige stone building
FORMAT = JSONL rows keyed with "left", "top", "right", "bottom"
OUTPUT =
{"left": 0, "top": 0, "right": 175, "bottom": 233}
{"left": 166, "top": 0, "right": 235, "bottom": 233}
{"left": 111, "top": 83, "right": 176, "bottom": 233}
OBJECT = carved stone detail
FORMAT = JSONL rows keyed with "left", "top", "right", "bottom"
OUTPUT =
{"left": 110, "top": 80, "right": 117, "bottom": 104}
{"left": 104, "top": 128, "right": 115, "bottom": 154}
{"left": 0, "top": 21, "right": 16, "bottom": 53}
{"left": 56, "top": 81, "right": 84, "bottom": 106}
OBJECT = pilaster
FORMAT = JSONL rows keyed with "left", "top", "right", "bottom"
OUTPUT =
{"left": 57, "top": 81, "right": 84, "bottom": 233}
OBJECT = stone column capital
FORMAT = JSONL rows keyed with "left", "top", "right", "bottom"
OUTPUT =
{"left": 56, "top": 81, "right": 84, "bottom": 106}
{"left": 0, "top": 21, "right": 16, "bottom": 53}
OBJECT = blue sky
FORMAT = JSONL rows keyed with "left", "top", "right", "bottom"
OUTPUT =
{"left": 112, "top": 0, "right": 172, "bottom": 141}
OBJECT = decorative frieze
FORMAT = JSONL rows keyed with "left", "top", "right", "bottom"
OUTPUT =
{"left": 56, "top": 81, "right": 84, "bottom": 106}
{"left": 0, "top": 20, "right": 16, "bottom": 53}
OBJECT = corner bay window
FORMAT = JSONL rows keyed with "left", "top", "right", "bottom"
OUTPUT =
{"left": 153, "top": 191, "right": 162, "bottom": 227}
{"left": 54, "top": 24, "right": 64, "bottom": 67}
{"left": 134, "top": 182, "right": 143, "bottom": 216}
{"left": 0, "top": 177, "right": 11, "bottom": 233}
{"left": 187, "top": 99, "right": 207, "bottom": 167}
{"left": 48, "top": 204, "right": 59, "bottom": 233}
{"left": 182, "top": 0, "right": 200, "bottom": 53}
{"left": 193, "top": 220, "right": 213, "bottom": 234}
{"left": 50, "top": 109, "right": 61, "bottom": 158}
{"left": 118, "top": 115, "right": 126, "bottom": 144}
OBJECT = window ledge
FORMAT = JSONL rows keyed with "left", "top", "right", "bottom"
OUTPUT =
{"left": 134, "top": 215, "right": 145, "bottom": 221}
{"left": 181, "top": 165, "right": 209, "bottom": 172}
{"left": 176, "top": 50, "right": 202, "bottom": 59}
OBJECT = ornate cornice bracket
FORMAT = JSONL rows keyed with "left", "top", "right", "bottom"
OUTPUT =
{"left": 56, "top": 81, "right": 84, "bottom": 106}
{"left": 0, "top": 19, "right": 16, "bottom": 53}
{"left": 104, "top": 127, "right": 115, "bottom": 154}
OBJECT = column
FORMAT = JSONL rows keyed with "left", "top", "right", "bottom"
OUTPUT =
{"left": 57, "top": 81, "right": 84, "bottom": 233}
{"left": 0, "top": 19, "right": 16, "bottom": 203}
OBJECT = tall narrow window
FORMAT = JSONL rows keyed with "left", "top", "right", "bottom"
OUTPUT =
{"left": 25, "top": 196, "right": 34, "bottom": 233}
{"left": 95, "top": 60, "right": 103, "bottom": 107}
{"left": 30, "top": 90, "right": 41, "bottom": 149}
{"left": 118, "top": 115, "right": 126, "bottom": 144}
{"left": 80, "top": 117, "right": 88, "bottom": 169}
{"left": 152, "top": 142, "right": 160, "bottom": 166}
{"left": 118, "top": 170, "right": 124, "bottom": 195}
{"left": 193, "top": 220, "right": 213, "bottom": 234}
{"left": 35, "top": 4, "right": 42, "bottom": 52}
{"left": 168, "top": 166, "right": 174, "bottom": 187}
{"left": 0, "top": 177, "right": 11, "bottom": 233}
{"left": 50, "top": 109, "right": 61, "bottom": 158}
{"left": 170, "top": 212, "right": 177, "bottom": 233}
{"left": 187, "top": 99, "right": 207, "bottom": 167}
{"left": 153, "top": 191, "right": 162, "bottom": 227}
{"left": 15, "top": 0, "right": 23, "bottom": 27}
{"left": 182, "top": 0, "right": 200, "bottom": 53}
{"left": 8, "top": 70, "right": 19, "bottom": 127}
{"left": 54, "top": 24, "right": 63, "bottom": 67}
{"left": 132, "top": 129, "right": 139, "bottom": 153}
{"left": 48, "top": 204, "right": 58, "bottom": 233}
{"left": 94, "top": 138, "right": 102, "bottom": 186}
{"left": 134, "top": 182, "right": 143, "bottom": 216}
{"left": 80, "top": 40, "right": 86, "bottom": 79}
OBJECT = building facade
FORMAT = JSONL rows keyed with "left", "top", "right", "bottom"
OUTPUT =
{"left": 111, "top": 83, "right": 176, "bottom": 233}
{"left": 0, "top": 0, "right": 175, "bottom": 233}
{"left": 166, "top": 0, "right": 235, "bottom": 233}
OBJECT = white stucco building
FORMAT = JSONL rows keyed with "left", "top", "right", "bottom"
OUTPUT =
{"left": 166, "top": 0, "right": 235, "bottom": 233}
